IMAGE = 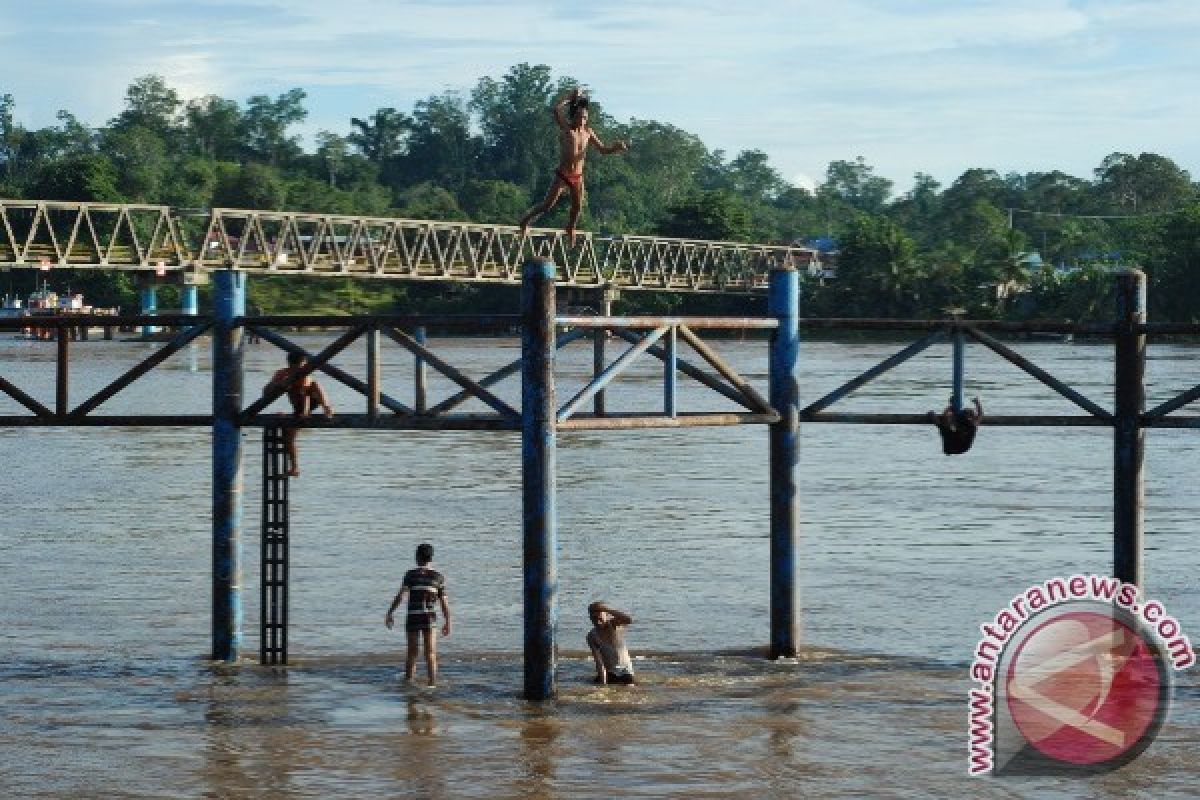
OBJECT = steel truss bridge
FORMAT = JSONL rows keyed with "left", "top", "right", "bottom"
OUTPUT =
{"left": 0, "top": 199, "right": 818, "bottom": 292}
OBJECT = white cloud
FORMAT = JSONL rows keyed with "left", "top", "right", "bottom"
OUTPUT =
{"left": 2, "top": 0, "right": 1197, "bottom": 195}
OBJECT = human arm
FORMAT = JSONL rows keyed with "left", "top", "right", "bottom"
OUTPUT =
{"left": 596, "top": 603, "right": 632, "bottom": 626}
{"left": 439, "top": 592, "right": 451, "bottom": 637}
{"left": 384, "top": 587, "right": 407, "bottom": 629}
{"left": 589, "top": 129, "right": 628, "bottom": 155}
{"left": 309, "top": 380, "right": 334, "bottom": 416}
{"left": 552, "top": 89, "right": 577, "bottom": 130}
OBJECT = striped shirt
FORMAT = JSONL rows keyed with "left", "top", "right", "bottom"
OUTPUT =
{"left": 402, "top": 567, "right": 445, "bottom": 619}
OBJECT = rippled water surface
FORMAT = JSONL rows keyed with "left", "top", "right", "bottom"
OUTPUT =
{"left": 1, "top": 331, "right": 1197, "bottom": 797}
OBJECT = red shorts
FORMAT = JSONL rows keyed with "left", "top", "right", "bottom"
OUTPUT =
{"left": 556, "top": 169, "right": 583, "bottom": 190}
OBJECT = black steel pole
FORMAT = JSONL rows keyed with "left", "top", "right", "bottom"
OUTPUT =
{"left": 1113, "top": 269, "right": 1146, "bottom": 587}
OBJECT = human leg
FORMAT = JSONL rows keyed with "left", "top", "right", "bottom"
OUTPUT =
{"left": 586, "top": 631, "right": 606, "bottom": 684}
{"left": 422, "top": 628, "right": 438, "bottom": 686}
{"left": 284, "top": 428, "right": 300, "bottom": 477}
{"left": 405, "top": 630, "right": 419, "bottom": 681}
{"left": 565, "top": 182, "right": 584, "bottom": 247}
{"left": 520, "top": 178, "right": 567, "bottom": 231}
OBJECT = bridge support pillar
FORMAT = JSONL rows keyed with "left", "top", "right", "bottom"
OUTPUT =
{"left": 182, "top": 284, "right": 199, "bottom": 316}
{"left": 212, "top": 270, "right": 246, "bottom": 662}
{"left": 522, "top": 259, "right": 558, "bottom": 701}
{"left": 594, "top": 287, "right": 619, "bottom": 415}
{"left": 1113, "top": 269, "right": 1146, "bottom": 588}
{"left": 768, "top": 266, "right": 799, "bottom": 658}
{"left": 140, "top": 281, "right": 158, "bottom": 337}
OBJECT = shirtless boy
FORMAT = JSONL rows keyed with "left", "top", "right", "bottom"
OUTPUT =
{"left": 265, "top": 351, "right": 334, "bottom": 476}
{"left": 519, "top": 88, "right": 629, "bottom": 246}
{"left": 586, "top": 600, "right": 636, "bottom": 685}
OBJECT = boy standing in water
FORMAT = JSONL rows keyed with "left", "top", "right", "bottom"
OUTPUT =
{"left": 385, "top": 543, "right": 452, "bottom": 686}
{"left": 586, "top": 600, "right": 636, "bottom": 685}
{"left": 519, "top": 88, "right": 629, "bottom": 247}
{"left": 265, "top": 351, "right": 334, "bottom": 476}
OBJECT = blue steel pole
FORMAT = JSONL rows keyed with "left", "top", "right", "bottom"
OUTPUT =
{"left": 952, "top": 327, "right": 966, "bottom": 413}
{"left": 415, "top": 326, "right": 428, "bottom": 414}
{"left": 181, "top": 284, "right": 199, "bottom": 316}
{"left": 522, "top": 259, "right": 558, "bottom": 701}
{"left": 140, "top": 283, "right": 158, "bottom": 337}
{"left": 664, "top": 325, "right": 677, "bottom": 417}
{"left": 212, "top": 270, "right": 245, "bottom": 662}
{"left": 183, "top": 283, "right": 200, "bottom": 372}
{"left": 768, "top": 266, "right": 799, "bottom": 658}
{"left": 1113, "top": 269, "right": 1146, "bottom": 587}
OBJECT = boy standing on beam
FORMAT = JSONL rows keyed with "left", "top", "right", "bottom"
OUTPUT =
{"left": 519, "top": 88, "right": 629, "bottom": 247}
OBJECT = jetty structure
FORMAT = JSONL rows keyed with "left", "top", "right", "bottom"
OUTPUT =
{"left": 0, "top": 197, "right": 1189, "bottom": 701}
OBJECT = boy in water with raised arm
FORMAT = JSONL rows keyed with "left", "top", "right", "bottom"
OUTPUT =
{"left": 586, "top": 600, "right": 636, "bottom": 685}
{"left": 385, "top": 543, "right": 452, "bottom": 686}
{"left": 519, "top": 88, "right": 629, "bottom": 247}
{"left": 265, "top": 351, "right": 334, "bottom": 476}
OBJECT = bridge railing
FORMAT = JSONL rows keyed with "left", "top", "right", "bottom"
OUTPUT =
{"left": 0, "top": 199, "right": 818, "bottom": 291}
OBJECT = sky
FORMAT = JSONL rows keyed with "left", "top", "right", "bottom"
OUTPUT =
{"left": 1, "top": 0, "right": 1197, "bottom": 194}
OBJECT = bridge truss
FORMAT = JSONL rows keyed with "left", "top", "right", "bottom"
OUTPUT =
{"left": 0, "top": 199, "right": 818, "bottom": 292}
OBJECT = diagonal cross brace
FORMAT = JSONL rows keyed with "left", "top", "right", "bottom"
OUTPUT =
{"left": 610, "top": 328, "right": 762, "bottom": 411}
{"left": 69, "top": 322, "right": 212, "bottom": 418}
{"left": 425, "top": 329, "right": 589, "bottom": 417}
{"left": 965, "top": 325, "right": 1113, "bottom": 421}
{"left": 382, "top": 327, "right": 520, "bottom": 420}
{"left": 242, "top": 326, "right": 367, "bottom": 420}
{"left": 557, "top": 327, "right": 668, "bottom": 422}
{"left": 801, "top": 329, "right": 946, "bottom": 416}
{"left": 249, "top": 326, "right": 413, "bottom": 416}
{"left": 1145, "top": 383, "right": 1200, "bottom": 420}
{"left": 676, "top": 326, "right": 773, "bottom": 414}
{"left": 0, "top": 374, "right": 54, "bottom": 418}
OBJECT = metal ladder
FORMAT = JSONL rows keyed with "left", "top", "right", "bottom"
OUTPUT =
{"left": 261, "top": 426, "right": 290, "bottom": 664}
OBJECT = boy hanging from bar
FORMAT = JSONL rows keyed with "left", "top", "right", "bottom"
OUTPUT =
{"left": 265, "top": 351, "right": 334, "bottom": 476}
{"left": 519, "top": 88, "right": 629, "bottom": 247}
{"left": 386, "top": 543, "right": 452, "bottom": 686}
{"left": 929, "top": 396, "right": 984, "bottom": 455}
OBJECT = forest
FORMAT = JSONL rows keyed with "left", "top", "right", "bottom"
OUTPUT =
{"left": 2, "top": 63, "right": 1198, "bottom": 321}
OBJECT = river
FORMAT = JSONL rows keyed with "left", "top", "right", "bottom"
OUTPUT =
{"left": 0, "top": 331, "right": 1196, "bottom": 797}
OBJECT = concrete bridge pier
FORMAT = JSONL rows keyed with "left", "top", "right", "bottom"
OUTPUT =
{"left": 138, "top": 274, "right": 159, "bottom": 337}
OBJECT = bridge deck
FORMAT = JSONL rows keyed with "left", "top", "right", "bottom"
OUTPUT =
{"left": 0, "top": 200, "right": 818, "bottom": 292}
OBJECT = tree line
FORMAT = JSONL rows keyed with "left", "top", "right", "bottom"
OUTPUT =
{"left": 1, "top": 63, "right": 1198, "bottom": 320}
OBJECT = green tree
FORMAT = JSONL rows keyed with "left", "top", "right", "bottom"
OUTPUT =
{"left": 110, "top": 74, "right": 181, "bottom": 139}
{"left": 833, "top": 214, "right": 923, "bottom": 316}
{"left": 185, "top": 95, "right": 242, "bottom": 160}
{"left": 1095, "top": 152, "right": 1195, "bottom": 212}
{"left": 242, "top": 88, "right": 307, "bottom": 166}
{"left": 659, "top": 190, "right": 750, "bottom": 241}
{"left": 1149, "top": 203, "right": 1200, "bottom": 321}
{"left": 471, "top": 63, "right": 573, "bottom": 195}
{"left": 348, "top": 107, "right": 410, "bottom": 163}
{"left": 395, "top": 92, "right": 477, "bottom": 194}
{"left": 461, "top": 179, "right": 529, "bottom": 224}
{"left": 29, "top": 153, "right": 121, "bottom": 201}
{"left": 819, "top": 156, "right": 893, "bottom": 214}
{"left": 214, "top": 162, "right": 286, "bottom": 209}
{"left": 101, "top": 126, "right": 168, "bottom": 200}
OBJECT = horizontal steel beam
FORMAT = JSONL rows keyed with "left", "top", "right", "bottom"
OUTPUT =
{"left": 801, "top": 412, "right": 1111, "bottom": 426}
{"left": 558, "top": 412, "right": 780, "bottom": 429}
{"left": 558, "top": 316, "right": 779, "bottom": 329}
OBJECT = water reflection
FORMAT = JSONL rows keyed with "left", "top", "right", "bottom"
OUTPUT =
{"left": 517, "top": 713, "right": 560, "bottom": 798}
